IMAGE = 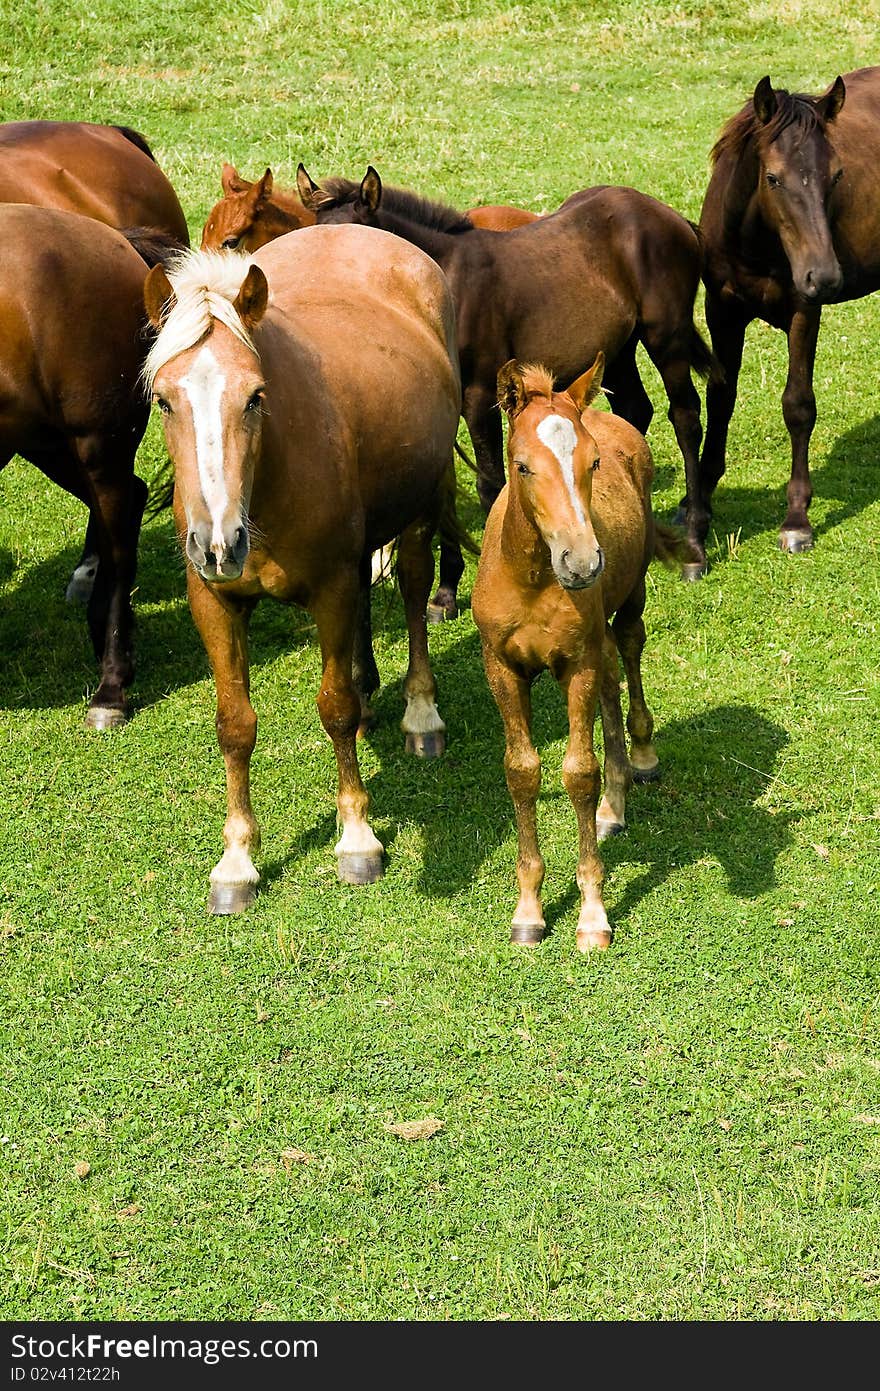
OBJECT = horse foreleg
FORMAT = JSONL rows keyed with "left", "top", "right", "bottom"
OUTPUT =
{"left": 428, "top": 459, "right": 465, "bottom": 623}
{"left": 463, "top": 381, "right": 504, "bottom": 515}
{"left": 483, "top": 650, "right": 544, "bottom": 945}
{"left": 313, "top": 580, "right": 384, "bottom": 885}
{"left": 780, "top": 307, "right": 821, "bottom": 552}
{"left": 561, "top": 664, "right": 609, "bottom": 951}
{"left": 352, "top": 550, "right": 380, "bottom": 735}
{"left": 397, "top": 516, "right": 446, "bottom": 757}
{"left": 603, "top": 337, "right": 654, "bottom": 437}
{"left": 647, "top": 338, "right": 708, "bottom": 578}
{"left": 188, "top": 573, "right": 260, "bottom": 914}
{"left": 596, "top": 628, "right": 632, "bottom": 839}
{"left": 612, "top": 594, "right": 659, "bottom": 792}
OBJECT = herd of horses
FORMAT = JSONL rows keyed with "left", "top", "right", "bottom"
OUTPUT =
{"left": 2, "top": 66, "right": 878, "bottom": 946}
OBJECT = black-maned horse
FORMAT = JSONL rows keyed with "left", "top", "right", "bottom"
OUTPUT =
{"left": 298, "top": 165, "right": 720, "bottom": 599}
{"left": 697, "top": 69, "right": 880, "bottom": 554}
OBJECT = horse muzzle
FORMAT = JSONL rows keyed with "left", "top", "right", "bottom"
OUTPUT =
{"left": 796, "top": 262, "right": 843, "bottom": 304}
{"left": 187, "top": 522, "right": 250, "bottom": 582}
{"left": 553, "top": 544, "right": 605, "bottom": 591}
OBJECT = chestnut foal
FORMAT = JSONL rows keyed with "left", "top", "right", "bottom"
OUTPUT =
{"left": 472, "top": 355, "right": 677, "bottom": 951}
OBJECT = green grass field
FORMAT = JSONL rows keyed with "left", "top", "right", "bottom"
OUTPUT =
{"left": 1, "top": 0, "right": 879, "bottom": 1320}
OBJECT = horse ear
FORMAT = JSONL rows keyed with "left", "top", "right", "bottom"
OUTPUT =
{"left": 566, "top": 352, "right": 605, "bottom": 412}
{"left": 233, "top": 264, "right": 269, "bottom": 331}
{"left": 360, "top": 166, "right": 382, "bottom": 212}
{"left": 818, "top": 75, "right": 846, "bottom": 123}
{"left": 296, "top": 163, "right": 324, "bottom": 211}
{"left": 144, "top": 263, "right": 176, "bottom": 328}
{"left": 255, "top": 168, "right": 274, "bottom": 204}
{"left": 221, "top": 163, "right": 250, "bottom": 195}
{"left": 497, "top": 360, "right": 528, "bottom": 418}
{"left": 753, "top": 76, "right": 777, "bottom": 125}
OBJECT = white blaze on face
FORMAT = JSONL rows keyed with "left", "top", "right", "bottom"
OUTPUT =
{"left": 535, "top": 413, "right": 585, "bottom": 523}
{"left": 180, "top": 345, "right": 230, "bottom": 548}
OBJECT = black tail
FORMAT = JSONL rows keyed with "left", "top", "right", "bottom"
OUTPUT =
{"left": 689, "top": 324, "right": 724, "bottom": 385}
{"left": 143, "top": 462, "right": 175, "bottom": 520}
{"left": 113, "top": 124, "right": 157, "bottom": 162}
{"left": 121, "top": 225, "right": 188, "bottom": 269}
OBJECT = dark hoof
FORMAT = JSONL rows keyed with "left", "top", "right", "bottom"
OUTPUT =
{"left": 85, "top": 704, "right": 127, "bottom": 731}
{"left": 337, "top": 851, "right": 384, "bottom": 885}
{"left": 208, "top": 881, "right": 256, "bottom": 915}
{"left": 680, "top": 561, "right": 708, "bottom": 582}
{"left": 427, "top": 601, "right": 456, "bottom": 624}
{"left": 597, "top": 818, "right": 625, "bottom": 842}
{"left": 631, "top": 762, "right": 660, "bottom": 784}
{"left": 779, "top": 528, "right": 814, "bottom": 554}
{"left": 510, "top": 923, "right": 546, "bottom": 946}
{"left": 405, "top": 730, "right": 446, "bottom": 758}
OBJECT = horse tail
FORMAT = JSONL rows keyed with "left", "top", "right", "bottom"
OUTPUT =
{"left": 113, "top": 124, "right": 157, "bottom": 162}
{"left": 454, "top": 438, "right": 478, "bottom": 475}
{"left": 652, "top": 521, "right": 699, "bottom": 570}
{"left": 143, "top": 461, "right": 175, "bottom": 519}
{"left": 689, "top": 323, "right": 724, "bottom": 385}
{"left": 121, "top": 225, "right": 188, "bottom": 268}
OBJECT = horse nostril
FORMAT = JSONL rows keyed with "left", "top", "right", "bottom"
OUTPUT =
{"left": 205, "top": 549, "right": 217, "bottom": 568}
{"left": 233, "top": 525, "right": 247, "bottom": 552}
{"left": 561, "top": 548, "right": 571, "bottom": 566}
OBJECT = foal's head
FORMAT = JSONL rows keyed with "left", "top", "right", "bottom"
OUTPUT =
{"left": 497, "top": 355, "right": 606, "bottom": 590}
{"left": 143, "top": 251, "right": 269, "bottom": 582}
{"left": 295, "top": 163, "right": 382, "bottom": 226}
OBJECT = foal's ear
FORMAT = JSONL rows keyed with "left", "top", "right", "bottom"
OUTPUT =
{"left": 818, "top": 75, "right": 846, "bottom": 123}
{"left": 753, "top": 76, "right": 777, "bottom": 125}
{"left": 360, "top": 166, "right": 382, "bottom": 212}
{"left": 566, "top": 352, "right": 605, "bottom": 412}
{"left": 143, "top": 263, "right": 176, "bottom": 328}
{"left": 254, "top": 168, "right": 274, "bottom": 204}
{"left": 497, "top": 360, "right": 528, "bottom": 417}
{"left": 233, "top": 264, "right": 269, "bottom": 331}
{"left": 296, "top": 163, "right": 327, "bottom": 211}
{"left": 221, "top": 163, "right": 251, "bottom": 196}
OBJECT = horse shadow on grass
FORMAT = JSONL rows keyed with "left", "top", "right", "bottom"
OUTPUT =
{"left": 261, "top": 617, "right": 797, "bottom": 931}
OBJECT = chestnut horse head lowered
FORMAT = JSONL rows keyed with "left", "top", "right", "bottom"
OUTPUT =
{"left": 200, "top": 164, "right": 316, "bottom": 251}
{"left": 473, "top": 356, "right": 688, "bottom": 952}
{"left": 143, "top": 229, "right": 461, "bottom": 911}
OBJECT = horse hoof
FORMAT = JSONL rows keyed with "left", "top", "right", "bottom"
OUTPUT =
{"left": 779, "top": 528, "right": 813, "bottom": 554}
{"left": 510, "top": 923, "right": 545, "bottom": 946}
{"left": 65, "top": 574, "right": 94, "bottom": 605}
{"left": 85, "top": 704, "right": 127, "bottom": 731}
{"left": 631, "top": 762, "right": 660, "bottom": 784}
{"left": 680, "top": 561, "right": 708, "bottom": 582}
{"left": 597, "top": 818, "right": 625, "bottom": 842}
{"left": 208, "top": 882, "right": 256, "bottom": 915}
{"left": 576, "top": 928, "right": 612, "bottom": 952}
{"left": 427, "top": 601, "right": 456, "bottom": 624}
{"left": 337, "top": 851, "right": 384, "bottom": 885}
{"left": 405, "top": 730, "right": 445, "bottom": 758}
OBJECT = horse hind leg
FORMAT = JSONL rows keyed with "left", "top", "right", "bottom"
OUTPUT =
{"left": 66, "top": 508, "right": 100, "bottom": 605}
{"left": 612, "top": 584, "right": 659, "bottom": 782}
{"left": 596, "top": 627, "right": 632, "bottom": 839}
{"left": 396, "top": 514, "right": 446, "bottom": 756}
{"left": 427, "top": 458, "right": 465, "bottom": 623}
{"left": 352, "top": 550, "right": 380, "bottom": 735}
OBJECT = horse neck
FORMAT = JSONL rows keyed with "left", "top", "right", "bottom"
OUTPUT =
{"left": 263, "top": 194, "right": 311, "bottom": 234}
{"left": 374, "top": 209, "right": 464, "bottom": 269}
{"left": 500, "top": 473, "right": 553, "bottom": 582}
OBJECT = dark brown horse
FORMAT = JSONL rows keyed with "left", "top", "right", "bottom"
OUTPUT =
{"left": 698, "top": 69, "right": 880, "bottom": 554}
{"left": 473, "top": 356, "right": 688, "bottom": 950}
{"left": 0, "top": 205, "right": 164, "bottom": 727}
{"left": 142, "top": 228, "right": 461, "bottom": 908}
{"left": 0, "top": 118, "right": 190, "bottom": 602}
{"left": 297, "top": 164, "right": 718, "bottom": 602}
{"left": 201, "top": 162, "right": 539, "bottom": 251}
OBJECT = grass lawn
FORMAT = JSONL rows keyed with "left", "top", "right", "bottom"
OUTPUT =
{"left": 0, "top": 0, "right": 878, "bottom": 1320}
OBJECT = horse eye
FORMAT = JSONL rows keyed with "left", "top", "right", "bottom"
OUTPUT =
{"left": 832, "top": 168, "right": 844, "bottom": 185}
{"left": 154, "top": 396, "right": 171, "bottom": 415}
{"left": 222, "top": 236, "right": 241, "bottom": 250}
{"left": 766, "top": 171, "right": 781, "bottom": 189}
{"left": 516, "top": 461, "right": 530, "bottom": 476}
{"left": 591, "top": 458, "right": 600, "bottom": 472}
{"left": 245, "top": 391, "right": 264, "bottom": 414}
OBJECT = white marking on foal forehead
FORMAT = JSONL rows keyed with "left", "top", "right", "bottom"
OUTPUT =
{"left": 535, "top": 414, "right": 586, "bottom": 523}
{"left": 180, "top": 346, "right": 229, "bottom": 539}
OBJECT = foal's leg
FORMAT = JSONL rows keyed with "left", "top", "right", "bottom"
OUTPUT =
{"left": 483, "top": 650, "right": 544, "bottom": 945}
{"left": 187, "top": 573, "right": 261, "bottom": 913}
{"left": 560, "top": 664, "right": 611, "bottom": 951}
{"left": 596, "top": 627, "right": 632, "bottom": 839}
{"left": 396, "top": 516, "right": 446, "bottom": 757}
{"left": 313, "top": 576, "right": 384, "bottom": 884}
{"left": 463, "top": 381, "right": 505, "bottom": 515}
{"left": 352, "top": 550, "right": 380, "bottom": 735}
{"left": 612, "top": 581, "right": 659, "bottom": 782}
{"left": 642, "top": 330, "right": 707, "bottom": 578}
{"left": 780, "top": 306, "right": 822, "bottom": 553}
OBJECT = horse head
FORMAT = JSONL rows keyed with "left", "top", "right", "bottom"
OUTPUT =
{"left": 143, "top": 253, "right": 269, "bottom": 582}
{"left": 497, "top": 355, "right": 606, "bottom": 590}
{"left": 296, "top": 163, "right": 382, "bottom": 225}
{"left": 751, "top": 75, "right": 846, "bottom": 302}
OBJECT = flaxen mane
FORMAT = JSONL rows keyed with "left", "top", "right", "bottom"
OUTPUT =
{"left": 143, "top": 249, "right": 258, "bottom": 390}
{"left": 711, "top": 89, "right": 826, "bottom": 165}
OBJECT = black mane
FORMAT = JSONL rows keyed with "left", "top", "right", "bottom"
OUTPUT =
{"left": 322, "top": 176, "right": 474, "bottom": 234}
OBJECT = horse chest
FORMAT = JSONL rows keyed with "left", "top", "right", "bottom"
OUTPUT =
{"left": 504, "top": 600, "right": 599, "bottom": 678}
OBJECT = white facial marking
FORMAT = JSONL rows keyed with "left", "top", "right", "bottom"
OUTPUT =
{"left": 535, "top": 414, "right": 585, "bottom": 523}
{"left": 180, "top": 346, "right": 229, "bottom": 546}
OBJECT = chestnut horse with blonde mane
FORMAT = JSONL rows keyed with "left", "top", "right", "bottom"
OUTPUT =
{"left": 698, "top": 68, "right": 880, "bottom": 555}
{"left": 142, "top": 228, "right": 461, "bottom": 909}
{"left": 472, "top": 355, "right": 689, "bottom": 951}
